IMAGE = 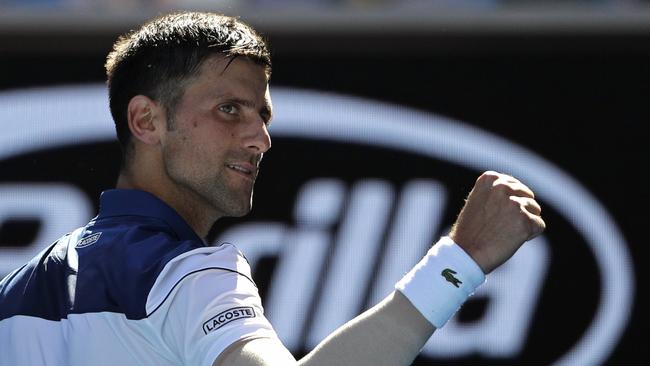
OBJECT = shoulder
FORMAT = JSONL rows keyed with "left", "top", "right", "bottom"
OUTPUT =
{"left": 73, "top": 217, "right": 208, "bottom": 319}
{"left": 145, "top": 242, "right": 255, "bottom": 316}
{"left": 146, "top": 242, "right": 278, "bottom": 366}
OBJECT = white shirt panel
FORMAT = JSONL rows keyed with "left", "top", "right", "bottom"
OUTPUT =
{"left": 0, "top": 316, "right": 65, "bottom": 366}
{"left": 147, "top": 244, "right": 279, "bottom": 366}
{"left": 0, "top": 313, "right": 175, "bottom": 366}
{"left": 146, "top": 243, "right": 252, "bottom": 315}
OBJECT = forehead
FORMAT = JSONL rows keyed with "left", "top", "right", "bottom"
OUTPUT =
{"left": 193, "top": 55, "right": 270, "bottom": 94}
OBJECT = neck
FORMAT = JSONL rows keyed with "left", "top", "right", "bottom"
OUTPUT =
{"left": 116, "top": 168, "right": 216, "bottom": 240}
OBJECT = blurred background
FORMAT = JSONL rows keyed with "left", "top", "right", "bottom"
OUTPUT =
{"left": 1, "top": 1, "right": 648, "bottom": 365}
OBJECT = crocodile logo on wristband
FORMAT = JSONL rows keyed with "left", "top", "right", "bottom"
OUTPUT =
{"left": 441, "top": 268, "right": 462, "bottom": 288}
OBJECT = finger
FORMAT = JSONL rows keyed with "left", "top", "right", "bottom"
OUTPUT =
{"left": 494, "top": 179, "right": 536, "bottom": 199}
{"left": 500, "top": 174, "right": 521, "bottom": 184}
{"left": 476, "top": 171, "right": 501, "bottom": 187}
{"left": 478, "top": 171, "right": 536, "bottom": 200}
{"left": 526, "top": 212, "right": 546, "bottom": 240}
{"left": 510, "top": 196, "right": 546, "bottom": 239}
{"left": 510, "top": 195, "right": 541, "bottom": 216}
{"left": 485, "top": 171, "right": 521, "bottom": 185}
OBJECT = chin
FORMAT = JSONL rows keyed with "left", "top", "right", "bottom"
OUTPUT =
{"left": 228, "top": 205, "right": 252, "bottom": 218}
{"left": 216, "top": 197, "right": 253, "bottom": 218}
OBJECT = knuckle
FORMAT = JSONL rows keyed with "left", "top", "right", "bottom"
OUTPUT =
{"left": 478, "top": 171, "right": 500, "bottom": 185}
{"left": 532, "top": 199, "right": 542, "bottom": 213}
{"left": 519, "top": 182, "right": 535, "bottom": 197}
{"left": 508, "top": 195, "right": 522, "bottom": 207}
{"left": 494, "top": 182, "right": 510, "bottom": 192}
{"left": 522, "top": 197, "right": 536, "bottom": 208}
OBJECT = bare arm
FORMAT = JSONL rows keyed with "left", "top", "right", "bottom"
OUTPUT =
{"left": 214, "top": 171, "right": 545, "bottom": 366}
{"left": 297, "top": 291, "right": 433, "bottom": 366}
{"left": 215, "top": 291, "right": 433, "bottom": 366}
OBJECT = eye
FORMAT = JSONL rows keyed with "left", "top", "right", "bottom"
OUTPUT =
{"left": 218, "top": 104, "right": 238, "bottom": 115}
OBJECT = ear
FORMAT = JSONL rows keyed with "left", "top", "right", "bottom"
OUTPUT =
{"left": 126, "top": 95, "right": 165, "bottom": 146}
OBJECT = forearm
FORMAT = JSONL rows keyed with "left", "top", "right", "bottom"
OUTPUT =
{"left": 298, "top": 291, "right": 435, "bottom": 366}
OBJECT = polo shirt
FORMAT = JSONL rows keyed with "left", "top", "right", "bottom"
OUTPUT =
{"left": 0, "top": 189, "right": 277, "bottom": 366}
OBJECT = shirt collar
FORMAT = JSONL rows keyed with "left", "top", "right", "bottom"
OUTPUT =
{"left": 97, "top": 189, "right": 204, "bottom": 244}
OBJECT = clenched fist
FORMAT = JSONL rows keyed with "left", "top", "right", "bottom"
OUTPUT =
{"left": 449, "top": 171, "right": 546, "bottom": 274}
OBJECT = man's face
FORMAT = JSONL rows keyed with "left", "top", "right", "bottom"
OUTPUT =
{"left": 160, "top": 55, "right": 272, "bottom": 218}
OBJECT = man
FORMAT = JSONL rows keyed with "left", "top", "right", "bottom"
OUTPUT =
{"left": 0, "top": 11, "right": 545, "bottom": 366}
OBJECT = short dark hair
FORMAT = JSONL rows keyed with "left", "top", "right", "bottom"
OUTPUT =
{"left": 105, "top": 11, "right": 271, "bottom": 163}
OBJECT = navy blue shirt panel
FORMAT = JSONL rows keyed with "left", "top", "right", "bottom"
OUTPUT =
{"left": 0, "top": 189, "right": 206, "bottom": 322}
{"left": 0, "top": 237, "right": 73, "bottom": 321}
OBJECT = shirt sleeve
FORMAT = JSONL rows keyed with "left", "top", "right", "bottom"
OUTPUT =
{"left": 145, "top": 245, "right": 280, "bottom": 366}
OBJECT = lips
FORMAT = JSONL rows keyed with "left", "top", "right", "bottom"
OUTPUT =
{"left": 226, "top": 163, "right": 257, "bottom": 180}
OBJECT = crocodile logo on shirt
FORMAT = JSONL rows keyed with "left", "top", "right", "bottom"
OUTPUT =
{"left": 441, "top": 268, "right": 462, "bottom": 288}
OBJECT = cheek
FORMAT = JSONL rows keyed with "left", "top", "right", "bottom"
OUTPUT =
{"left": 184, "top": 134, "right": 228, "bottom": 168}
{"left": 164, "top": 130, "right": 203, "bottom": 169}
{"left": 166, "top": 119, "right": 233, "bottom": 167}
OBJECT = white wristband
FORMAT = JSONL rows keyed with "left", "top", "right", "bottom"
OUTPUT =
{"left": 395, "top": 236, "right": 486, "bottom": 328}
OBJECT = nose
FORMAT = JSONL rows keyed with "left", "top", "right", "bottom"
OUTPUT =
{"left": 245, "top": 117, "right": 272, "bottom": 154}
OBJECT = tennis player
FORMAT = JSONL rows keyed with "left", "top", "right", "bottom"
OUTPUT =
{"left": 0, "top": 12, "right": 545, "bottom": 366}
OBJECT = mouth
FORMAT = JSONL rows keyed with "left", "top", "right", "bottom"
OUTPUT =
{"left": 226, "top": 163, "right": 256, "bottom": 181}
